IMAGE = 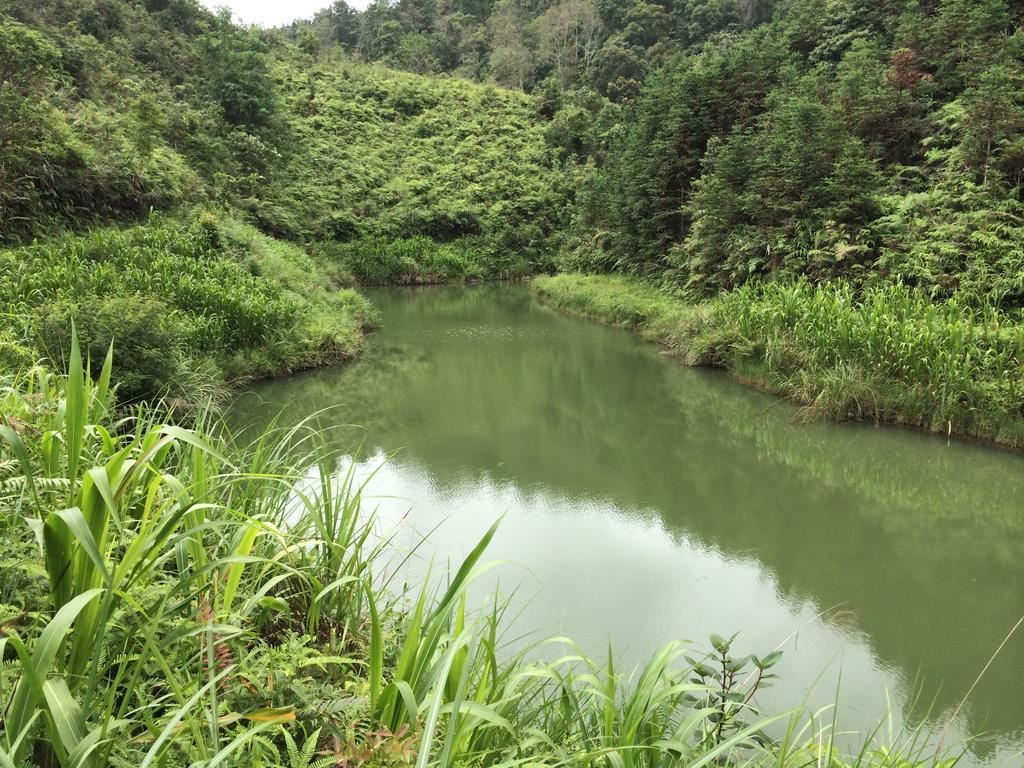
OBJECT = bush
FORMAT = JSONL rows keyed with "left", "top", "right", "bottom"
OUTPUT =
{"left": 315, "top": 236, "right": 496, "bottom": 284}
{"left": 871, "top": 180, "right": 1024, "bottom": 308}
{"left": 35, "top": 295, "right": 187, "bottom": 402}
{"left": 0, "top": 330, "right": 36, "bottom": 371}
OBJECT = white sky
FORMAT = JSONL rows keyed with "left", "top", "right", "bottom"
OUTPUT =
{"left": 200, "top": 0, "right": 371, "bottom": 27}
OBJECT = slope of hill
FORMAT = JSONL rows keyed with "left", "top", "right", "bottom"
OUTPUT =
{"left": 258, "top": 50, "right": 567, "bottom": 273}
{"left": 0, "top": 0, "right": 567, "bottom": 397}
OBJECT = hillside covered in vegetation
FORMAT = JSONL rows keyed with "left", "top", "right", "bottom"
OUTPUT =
{"left": 0, "top": 0, "right": 566, "bottom": 399}
{"left": 4, "top": 0, "right": 1022, "bottom": 436}
{"left": 290, "top": 0, "right": 1024, "bottom": 446}
{"left": 1, "top": 0, "right": 1023, "bottom": 765}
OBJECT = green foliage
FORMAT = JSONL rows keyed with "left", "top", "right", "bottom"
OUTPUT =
{"left": 200, "top": 9, "right": 281, "bottom": 132}
{"left": 871, "top": 180, "right": 1024, "bottom": 307}
{"left": 260, "top": 51, "right": 567, "bottom": 262}
{"left": 35, "top": 295, "right": 187, "bottom": 403}
{"left": 0, "top": 0, "right": 564, "bottom": 260}
{"left": 2, "top": 0, "right": 1023, "bottom": 438}
{"left": 0, "top": 214, "right": 373, "bottom": 402}
{"left": 0, "top": 5, "right": 233, "bottom": 242}
{"left": 316, "top": 236, "right": 508, "bottom": 284}
{"left": 0, "top": 329, "right": 35, "bottom": 370}
{"left": 831, "top": 39, "right": 930, "bottom": 164}
{"left": 0, "top": 351, "right": 960, "bottom": 767}
{"left": 571, "top": 30, "right": 793, "bottom": 274}
{"left": 564, "top": 0, "right": 1023, "bottom": 321}
{"left": 535, "top": 273, "right": 1024, "bottom": 447}
{"left": 718, "top": 280, "right": 1024, "bottom": 433}
{"left": 679, "top": 88, "right": 882, "bottom": 293}
{"left": 285, "top": 0, "right": 783, "bottom": 94}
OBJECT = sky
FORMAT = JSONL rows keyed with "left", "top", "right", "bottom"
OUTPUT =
{"left": 200, "top": 0, "right": 370, "bottom": 27}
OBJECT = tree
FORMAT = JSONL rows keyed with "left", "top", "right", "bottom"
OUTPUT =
{"left": 434, "top": 10, "right": 480, "bottom": 70}
{"left": 456, "top": 17, "right": 489, "bottom": 75}
{"left": 680, "top": 89, "right": 881, "bottom": 291}
{"left": 394, "top": 32, "right": 440, "bottom": 73}
{"left": 199, "top": 11, "right": 280, "bottom": 133}
{"left": 130, "top": 93, "right": 167, "bottom": 159}
{"left": 323, "top": 0, "right": 360, "bottom": 49}
{"left": 621, "top": 1, "right": 669, "bottom": 49}
{"left": 590, "top": 43, "right": 645, "bottom": 99}
{"left": 926, "top": 0, "right": 1014, "bottom": 91}
{"left": 488, "top": 0, "right": 534, "bottom": 88}
{"left": 832, "top": 39, "right": 928, "bottom": 163}
{"left": 372, "top": 20, "right": 407, "bottom": 59}
{"left": 395, "top": 0, "right": 437, "bottom": 32}
{"left": 670, "top": 0, "right": 742, "bottom": 47}
{"left": 537, "top": 0, "right": 603, "bottom": 89}
{"left": 591, "top": 30, "right": 791, "bottom": 273}
{"left": 958, "top": 63, "right": 1024, "bottom": 185}
{"left": 357, "top": 0, "right": 402, "bottom": 60}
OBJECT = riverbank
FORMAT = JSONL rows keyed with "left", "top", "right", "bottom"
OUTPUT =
{"left": 533, "top": 273, "right": 1024, "bottom": 450}
{"left": 0, "top": 349, "right": 968, "bottom": 767}
{"left": 0, "top": 213, "right": 375, "bottom": 409}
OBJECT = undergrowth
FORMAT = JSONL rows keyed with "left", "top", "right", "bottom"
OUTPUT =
{"left": 0, "top": 212, "right": 375, "bottom": 407}
{"left": 313, "top": 236, "right": 534, "bottom": 285}
{"left": 533, "top": 273, "right": 1024, "bottom": 448}
{"left": 0, "top": 339, "right": 964, "bottom": 767}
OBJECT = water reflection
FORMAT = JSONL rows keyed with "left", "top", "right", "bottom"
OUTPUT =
{"left": 233, "top": 284, "right": 1024, "bottom": 765}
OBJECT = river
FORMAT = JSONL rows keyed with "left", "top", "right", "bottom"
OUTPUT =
{"left": 231, "top": 283, "right": 1024, "bottom": 766}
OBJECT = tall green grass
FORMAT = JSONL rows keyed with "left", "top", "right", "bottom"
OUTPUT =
{"left": 534, "top": 273, "right": 1024, "bottom": 448}
{"left": 0, "top": 214, "right": 374, "bottom": 405}
{"left": 720, "top": 281, "right": 1024, "bottom": 432}
{"left": 0, "top": 344, "right": 965, "bottom": 767}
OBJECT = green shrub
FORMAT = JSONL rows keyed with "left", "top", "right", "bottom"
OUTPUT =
{"left": 0, "top": 330, "right": 36, "bottom": 371}
{"left": 871, "top": 180, "right": 1024, "bottom": 308}
{"left": 316, "top": 236, "right": 497, "bottom": 284}
{"left": 0, "top": 216, "right": 372, "bottom": 398}
{"left": 35, "top": 295, "right": 186, "bottom": 402}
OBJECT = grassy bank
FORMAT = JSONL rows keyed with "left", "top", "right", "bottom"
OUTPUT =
{"left": 0, "top": 214, "right": 375, "bottom": 408}
{"left": 533, "top": 273, "right": 1024, "bottom": 449}
{"left": 0, "top": 345, "right": 961, "bottom": 767}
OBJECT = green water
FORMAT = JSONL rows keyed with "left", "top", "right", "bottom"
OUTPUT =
{"left": 233, "top": 284, "right": 1024, "bottom": 765}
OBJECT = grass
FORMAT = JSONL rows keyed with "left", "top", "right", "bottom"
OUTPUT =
{"left": 533, "top": 273, "right": 1024, "bottom": 449}
{"left": 0, "top": 340, "right": 967, "bottom": 767}
{"left": 0, "top": 213, "right": 375, "bottom": 407}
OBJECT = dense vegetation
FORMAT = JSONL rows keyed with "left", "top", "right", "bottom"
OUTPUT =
{"left": 0, "top": 213, "right": 373, "bottom": 406}
{"left": 0, "top": 347, "right": 960, "bottom": 767}
{"left": 264, "top": 54, "right": 565, "bottom": 270}
{"left": 0, "top": 0, "right": 564, "bottom": 396}
{"left": 288, "top": 0, "right": 1024, "bottom": 443}
{"left": 1, "top": 0, "right": 1023, "bottom": 764}
{"left": 0, "top": 0, "right": 565, "bottom": 255}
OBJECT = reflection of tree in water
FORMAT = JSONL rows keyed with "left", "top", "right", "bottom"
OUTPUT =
{"left": 233, "top": 283, "right": 1024, "bottom": 751}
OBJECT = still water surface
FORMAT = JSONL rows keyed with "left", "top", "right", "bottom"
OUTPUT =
{"left": 234, "top": 284, "right": 1024, "bottom": 765}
